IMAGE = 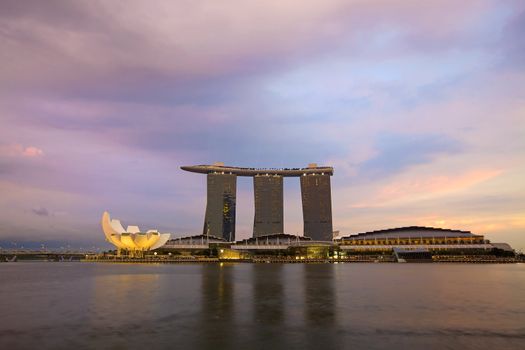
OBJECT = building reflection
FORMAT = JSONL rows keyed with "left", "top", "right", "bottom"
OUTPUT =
{"left": 304, "top": 264, "right": 336, "bottom": 324}
{"left": 253, "top": 264, "right": 284, "bottom": 323}
{"left": 198, "top": 264, "right": 235, "bottom": 348}
{"left": 247, "top": 264, "right": 293, "bottom": 348}
{"left": 247, "top": 264, "right": 338, "bottom": 348}
{"left": 303, "top": 264, "right": 338, "bottom": 347}
{"left": 88, "top": 272, "right": 160, "bottom": 330}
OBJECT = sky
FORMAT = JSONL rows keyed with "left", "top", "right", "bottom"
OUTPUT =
{"left": 0, "top": 0, "right": 524, "bottom": 251}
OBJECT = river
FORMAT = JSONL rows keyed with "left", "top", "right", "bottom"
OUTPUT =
{"left": 0, "top": 262, "right": 524, "bottom": 349}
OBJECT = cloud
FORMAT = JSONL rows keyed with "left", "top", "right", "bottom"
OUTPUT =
{"left": 0, "top": 1, "right": 524, "bottom": 251}
{"left": 500, "top": 8, "right": 525, "bottom": 69}
{"left": 22, "top": 146, "right": 44, "bottom": 157}
{"left": 0, "top": 0, "right": 517, "bottom": 99}
{"left": 31, "top": 207, "right": 49, "bottom": 216}
{"left": 0, "top": 144, "right": 44, "bottom": 158}
{"left": 352, "top": 169, "right": 504, "bottom": 208}
{"left": 358, "top": 133, "right": 463, "bottom": 180}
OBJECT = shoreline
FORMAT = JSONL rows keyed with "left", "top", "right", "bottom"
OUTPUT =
{"left": 79, "top": 256, "right": 522, "bottom": 264}
{"left": 3, "top": 254, "right": 522, "bottom": 264}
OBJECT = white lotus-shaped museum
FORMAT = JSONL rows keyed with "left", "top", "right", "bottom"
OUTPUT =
{"left": 101, "top": 211, "right": 170, "bottom": 254}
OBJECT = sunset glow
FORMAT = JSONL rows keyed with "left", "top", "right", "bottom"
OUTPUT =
{"left": 0, "top": 0, "right": 523, "bottom": 251}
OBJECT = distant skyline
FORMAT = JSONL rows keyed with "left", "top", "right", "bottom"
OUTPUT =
{"left": 0, "top": 1, "right": 524, "bottom": 251}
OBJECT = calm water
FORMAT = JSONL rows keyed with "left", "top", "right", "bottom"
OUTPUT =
{"left": 0, "top": 262, "right": 524, "bottom": 349}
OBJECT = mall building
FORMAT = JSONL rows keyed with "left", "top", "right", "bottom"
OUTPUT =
{"left": 155, "top": 226, "right": 514, "bottom": 261}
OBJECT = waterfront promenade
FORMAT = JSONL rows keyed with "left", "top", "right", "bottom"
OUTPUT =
{"left": 81, "top": 254, "right": 522, "bottom": 264}
{"left": 3, "top": 250, "right": 522, "bottom": 264}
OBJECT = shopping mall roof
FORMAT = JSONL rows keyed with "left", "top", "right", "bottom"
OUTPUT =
{"left": 339, "top": 226, "right": 482, "bottom": 240}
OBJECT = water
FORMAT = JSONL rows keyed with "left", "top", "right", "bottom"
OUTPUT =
{"left": 0, "top": 262, "right": 524, "bottom": 349}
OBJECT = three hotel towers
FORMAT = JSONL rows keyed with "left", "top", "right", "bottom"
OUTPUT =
{"left": 181, "top": 163, "right": 334, "bottom": 241}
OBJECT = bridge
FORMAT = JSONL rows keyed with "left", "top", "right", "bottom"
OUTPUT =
{"left": 0, "top": 250, "right": 95, "bottom": 261}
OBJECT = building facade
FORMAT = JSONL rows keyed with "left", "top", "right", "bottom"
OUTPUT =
{"left": 335, "top": 226, "right": 492, "bottom": 254}
{"left": 203, "top": 173, "right": 237, "bottom": 241}
{"left": 300, "top": 174, "right": 333, "bottom": 241}
{"left": 253, "top": 175, "right": 283, "bottom": 237}
{"left": 101, "top": 211, "right": 171, "bottom": 256}
{"left": 182, "top": 163, "right": 334, "bottom": 241}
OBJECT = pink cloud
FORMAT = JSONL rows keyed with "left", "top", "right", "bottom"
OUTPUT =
{"left": 0, "top": 0, "right": 510, "bottom": 89}
{"left": 352, "top": 169, "right": 503, "bottom": 208}
{"left": 0, "top": 144, "right": 44, "bottom": 157}
{"left": 22, "top": 146, "right": 44, "bottom": 157}
{"left": 395, "top": 213, "right": 525, "bottom": 238}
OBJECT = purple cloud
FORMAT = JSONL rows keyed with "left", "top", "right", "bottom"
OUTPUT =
{"left": 32, "top": 207, "right": 49, "bottom": 217}
{"left": 359, "top": 133, "right": 463, "bottom": 180}
{"left": 0, "top": 0, "right": 524, "bottom": 251}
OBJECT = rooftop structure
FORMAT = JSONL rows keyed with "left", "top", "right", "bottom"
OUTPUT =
{"left": 235, "top": 233, "right": 312, "bottom": 246}
{"left": 341, "top": 226, "right": 481, "bottom": 240}
{"left": 337, "top": 226, "right": 491, "bottom": 251}
{"left": 162, "top": 234, "right": 227, "bottom": 249}
{"left": 167, "top": 234, "right": 226, "bottom": 244}
{"left": 181, "top": 163, "right": 333, "bottom": 177}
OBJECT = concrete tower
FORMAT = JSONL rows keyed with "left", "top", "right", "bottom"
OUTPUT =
{"left": 300, "top": 170, "right": 333, "bottom": 241}
{"left": 253, "top": 174, "right": 283, "bottom": 237}
{"left": 203, "top": 173, "right": 237, "bottom": 241}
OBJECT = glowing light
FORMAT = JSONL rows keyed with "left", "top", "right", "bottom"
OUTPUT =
{"left": 101, "top": 211, "right": 170, "bottom": 255}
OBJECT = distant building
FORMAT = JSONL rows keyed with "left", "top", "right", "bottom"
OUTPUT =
{"left": 490, "top": 243, "right": 514, "bottom": 252}
{"left": 203, "top": 172, "right": 237, "bottom": 242}
{"left": 181, "top": 163, "right": 334, "bottom": 241}
{"left": 300, "top": 172, "right": 333, "bottom": 241}
{"left": 235, "top": 233, "right": 312, "bottom": 246}
{"left": 337, "top": 226, "right": 489, "bottom": 249}
{"left": 101, "top": 211, "right": 171, "bottom": 256}
{"left": 165, "top": 234, "right": 226, "bottom": 246}
{"left": 139, "top": 226, "right": 516, "bottom": 263}
{"left": 253, "top": 175, "right": 283, "bottom": 237}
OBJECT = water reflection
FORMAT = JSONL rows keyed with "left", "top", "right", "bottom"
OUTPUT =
{"left": 198, "top": 264, "right": 236, "bottom": 348}
{"left": 90, "top": 273, "right": 160, "bottom": 321}
{"left": 253, "top": 264, "right": 284, "bottom": 323}
{"left": 1, "top": 263, "right": 524, "bottom": 350}
{"left": 247, "top": 264, "right": 288, "bottom": 347}
{"left": 304, "top": 264, "right": 336, "bottom": 326}
{"left": 246, "top": 264, "right": 338, "bottom": 348}
{"left": 303, "top": 264, "right": 338, "bottom": 348}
